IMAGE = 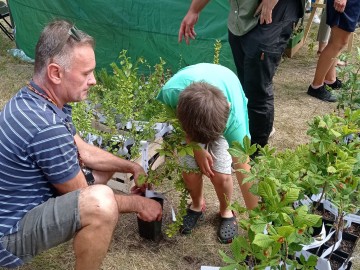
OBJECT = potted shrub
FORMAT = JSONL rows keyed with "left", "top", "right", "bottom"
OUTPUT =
{"left": 220, "top": 106, "right": 360, "bottom": 269}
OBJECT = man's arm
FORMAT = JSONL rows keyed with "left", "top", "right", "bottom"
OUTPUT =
{"left": 52, "top": 170, "right": 88, "bottom": 194}
{"left": 74, "top": 134, "right": 146, "bottom": 184}
{"left": 178, "top": 0, "right": 210, "bottom": 44}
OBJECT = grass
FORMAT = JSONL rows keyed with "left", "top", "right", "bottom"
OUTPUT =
{"left": 0, "top": 18, "right": 359, "bottom": 270}
{"left": 0, "top": 31, "right": 33, "bottom": 108}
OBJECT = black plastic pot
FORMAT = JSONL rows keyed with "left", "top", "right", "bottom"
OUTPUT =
{"left": 317, "top": 245, "right": 353, "bottom": 270}
{"left": 311, "top": 217, "right": 334, "bottom": 239}
{"left": 137, "top": 192, "right": 164, "bottom": 241}
{"left": 344, "top": 222, "right": 360, "bottom": 237}
{"left": 312, "top": 202, "right": 336, "bottom": 222}
{"left": 325, "top": 231, "right": 358, "bottom": 256}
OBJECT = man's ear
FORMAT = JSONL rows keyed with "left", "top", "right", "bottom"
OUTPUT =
{"left": 47, "top": 63, "right": 63, "bottom": 85}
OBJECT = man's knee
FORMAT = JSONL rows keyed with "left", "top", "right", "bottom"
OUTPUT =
{"left": 79, "top": 185, "right": 119, "bottom": 226}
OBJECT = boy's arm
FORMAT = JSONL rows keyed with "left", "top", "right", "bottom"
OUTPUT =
{"left": 193, "top": 147, "right": 214, "bottom": 178}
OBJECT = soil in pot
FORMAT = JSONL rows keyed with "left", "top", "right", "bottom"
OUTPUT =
{"left": 312, "top": 203, "right": 336, "bottom": 222}
{"left": 329, "top": 255, "right": 352, "bottom": 270}
{"left": 344, "top": 222, "right": 360, "bottom": 237}
{"left": 318, "top": 245, "right": 353, "bottom": 270}
{"left": 326, "top": 232, "right": 358, "bottom": 255}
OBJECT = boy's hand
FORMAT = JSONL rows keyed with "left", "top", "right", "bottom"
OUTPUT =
{"left": 194, "top": 148, "right": 214, "bottom": 178}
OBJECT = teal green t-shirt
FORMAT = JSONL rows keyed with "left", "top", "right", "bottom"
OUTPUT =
{"left": 156, "top": 63, "right": 250, "bottom": 146}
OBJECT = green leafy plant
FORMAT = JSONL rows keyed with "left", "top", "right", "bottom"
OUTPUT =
{"left": 136, "top": 109, "right": 201, "bottom": 237}
{"left": 305, "top": 110, "right": 360, "bottom": 259}
{"left": 223, "top": 138, "right": 322, "bottom": 270}
{"left": 222, "top": 108, "right": 360, "bottom": 268}
{"left": 213, "top": 39, "right": 222, "bottom": 65}
{"left": 219, "top": 50, "right": 360, "bottom": 269}
{"left": 72, "top": 50, "right": 170, "bottom": 157}
{"left": 333, "top": 47, "right": 360, "bottom": 111}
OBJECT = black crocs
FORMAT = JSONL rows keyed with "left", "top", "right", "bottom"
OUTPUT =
{"left": 179, "top": 208, "right": 205, "bottom": 235}
{"left": 218, "top": 215, "right": 238, "bottom": 244}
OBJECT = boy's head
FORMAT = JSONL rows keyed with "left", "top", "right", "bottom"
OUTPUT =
{"left": 177, "top": 82, "right": 230, "bottom": 144}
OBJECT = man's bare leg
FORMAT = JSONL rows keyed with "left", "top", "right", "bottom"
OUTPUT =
{"left": 74, "top": 185, "right": 119, "bottom": 270}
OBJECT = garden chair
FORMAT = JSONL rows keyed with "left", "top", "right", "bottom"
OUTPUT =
{"left": 0, "top": 1, "right": 14, "bottom": 41}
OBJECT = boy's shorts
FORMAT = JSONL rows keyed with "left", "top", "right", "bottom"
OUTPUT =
{"left": 181, "top": 136, "right": 233, "bottom": 175}
{"left": 327, "top": 0, "right": 360, "bottom": 32}
{"left": 0, "top": 190, "right": 81, "bottom": 263}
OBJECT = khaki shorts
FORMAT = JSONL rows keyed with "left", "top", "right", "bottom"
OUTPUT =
{"left": 181, "top": 136, "right": 232, "bottom": 175}
{"left": 0, "top": 190, "right": 81, "bottom": 263}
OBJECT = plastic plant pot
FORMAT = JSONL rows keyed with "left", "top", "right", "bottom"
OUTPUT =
{"left": 137, "top": 190, "right": 164, "bottom": 241}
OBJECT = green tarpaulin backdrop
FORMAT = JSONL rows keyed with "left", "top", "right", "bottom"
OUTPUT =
{"left": 8, "top": 0, "right": 235, "bottom": 73}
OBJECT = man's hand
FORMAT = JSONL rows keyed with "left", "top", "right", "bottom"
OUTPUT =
{"left": 178, "top": 11, "right": 199, "bottom": 45}
{"left": 178, "top": 0, "right": 210, "bottom": 45}
{"left": 131, "top": 163, "right": 148, "bottom": 194}
{"left": 255, "top": 0, "right": 279, "bottom": 24}
{"left": 194, "top": 148, "right": 214, "bottom": 178}
{"left": 334, "top": 0, "right": 347, "bottom": 13}
{"left": 136, "top": 197, "right": 163, "bottom": 222}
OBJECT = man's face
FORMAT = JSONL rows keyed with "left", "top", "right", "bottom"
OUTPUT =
{"left": 61, "top": 44, "right": 96, "bottom": 103}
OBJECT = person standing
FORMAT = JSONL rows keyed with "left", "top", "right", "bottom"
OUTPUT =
{"left": 307, "top": 0, "right": 360, "bottom": 102}
{"left": 0, "top": 20, "right": 162, "bottom": 269}
{"left": 178, "top": 0, "right": 304, "bottom": 148}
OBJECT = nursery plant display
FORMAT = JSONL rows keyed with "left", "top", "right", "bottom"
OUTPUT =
{"left": 220, "top": 48, "right": 360, "bottom": 270}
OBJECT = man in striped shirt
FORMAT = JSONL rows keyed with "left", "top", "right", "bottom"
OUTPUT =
{"left": 0, "top": 20, "right": 162, "bottom": 269}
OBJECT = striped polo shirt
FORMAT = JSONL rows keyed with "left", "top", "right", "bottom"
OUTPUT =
{"left": 0, "top": 82, "right": 81, "bottom": 267}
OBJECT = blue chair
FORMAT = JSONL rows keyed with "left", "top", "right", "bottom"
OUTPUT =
{"left": 0, "top": 1, "right": 14, "bottom": 41}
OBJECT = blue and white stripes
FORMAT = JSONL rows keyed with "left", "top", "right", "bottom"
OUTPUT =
{"left": 0, "top": 86, "right": 81, "bottom": 267}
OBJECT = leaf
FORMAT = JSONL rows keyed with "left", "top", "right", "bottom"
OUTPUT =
{"left": 318, "top": 119, "right": 327, "bottom": 128}
{"left": 281, "top": 188, "right": 300, "bottom": 205}
{"left": 250, "top": 223, "right": 267, "bottom": 234}
{"left": 330, "top": 129, "right": 341, "bottom": 138}
{"left": 232, "top": 236, "right": 251, "bottom": 252}
{"left": 303, "top": 214, "right": 322, "bottom": 227}
{"left": 293, "top": 206, "right": 309, "bottom": 227}
{"left": 218, "top": 250, "right": 236, "bottom": 264}
{"left": 257, "top": 181, "right": 276, "bottom": 200}
{"left": 178, "top": 148, "right": 187, "bottom": 157}
{"left": 220, "top": 264, "right": 241, "bottom": 270}
{"left": 228, "top": 147, "right": 244, "bottom": 158}
{"left": 280, "top": 213, "right": 293, "bottom": 225}
{"left": 276, "top": 226, "right": 295, "bottom": 237}
{"left": 327, "top": 166, "right": 336, "bottom": 174}
{"left": 253, "top": 234, "right": 274, "bottom": 248}
{"left": 280, "top": 206, "right": 295, "bottom": 215}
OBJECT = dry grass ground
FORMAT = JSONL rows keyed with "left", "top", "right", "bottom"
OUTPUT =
{"left": 0, "top": 18, "right": 359, "bottom": 270}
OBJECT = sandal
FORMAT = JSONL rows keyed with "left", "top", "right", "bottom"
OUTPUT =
{"left": 179, "top": 204, "right": 205, "bottom": 235}
{"left": 218, "top": 213, "right": 238, "bottom": 244}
